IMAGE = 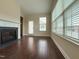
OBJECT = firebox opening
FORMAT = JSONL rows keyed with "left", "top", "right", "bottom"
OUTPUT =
{"left": 0, "top": 27, "right": 18, "bottom": 44}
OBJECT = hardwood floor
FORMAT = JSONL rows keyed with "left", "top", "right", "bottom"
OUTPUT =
{"left": 0, "top": 36, "right": 65, "bottom": 59}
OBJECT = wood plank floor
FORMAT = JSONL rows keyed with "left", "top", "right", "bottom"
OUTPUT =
{"left": 0, "top": 36, "right": 65, "bottom": 59}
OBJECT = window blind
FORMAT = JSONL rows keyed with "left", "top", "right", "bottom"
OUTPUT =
{"left": 56, "top": 15, "right": 63, "bottom": 35}
{"left": 64, "top": 0, "right": 79, "bottom": 40}
{"left": 52, "top": 0, "right": 79, "bottom": 44}
{"left": 71, "top": 0, "right": 79, "bottom": 39}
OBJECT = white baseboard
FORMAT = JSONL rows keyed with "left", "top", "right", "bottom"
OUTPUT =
{"left": 23, "top": 34, "right": 28, "bottom": 36}
{"left": 51, "top": 37, "right": 70, "bottom": 59}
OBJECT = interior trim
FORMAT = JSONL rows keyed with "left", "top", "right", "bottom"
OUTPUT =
{"left": 0, "top": 18, "right": 20, "bottom": 24}
{"left": 51, "top": 36, "right": 70, "bottom": 59}
{"left": 53, "top": 32, "right": 79, "bottom": 45}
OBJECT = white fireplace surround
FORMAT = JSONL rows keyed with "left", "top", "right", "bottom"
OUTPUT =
{"left": 0, "top": 19, "right": 20, "bottom": 39}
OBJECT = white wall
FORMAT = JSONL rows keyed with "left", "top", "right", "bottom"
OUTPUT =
{"left": 0, "top": 0, "right": 20, "bottom": 39}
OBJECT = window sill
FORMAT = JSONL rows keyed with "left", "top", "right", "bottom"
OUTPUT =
{"left": 53, "top": 32, "right": 79, "bottom": 45}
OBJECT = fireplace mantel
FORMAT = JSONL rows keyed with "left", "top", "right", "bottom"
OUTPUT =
{"left": 0, "top": 19, "right": 20, "bottom": 24}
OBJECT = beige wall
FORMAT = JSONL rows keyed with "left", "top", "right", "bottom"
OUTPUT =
{"left": 23, "top": 14, "right": 51, "bottom": 36}
{"left": 0, "top": 0, "right": 20, "bottom": 39}
{"left": 0, "top": 0, "right": 20, "bottom": 22}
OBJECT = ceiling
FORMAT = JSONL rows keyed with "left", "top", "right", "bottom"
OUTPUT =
{"left": 17, "top": 0, "right": 56, "bottom": 14}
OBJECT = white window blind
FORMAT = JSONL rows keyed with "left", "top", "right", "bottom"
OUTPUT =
{"left": 71, "top": 0, "right": 79, "bottom": 40}
{"left": 52, "top": 15, "right": 63, "bottom": 35}
{"left": 64, "top": 5, "right": 72, "bottom": 37}
{"left": 64, "top": 0, "right": 79, "bottom": 40}
{"left": 52, "top": 0, "right": 79, "bottom": 44}
{"left": 56, "top": 16, "right": 63, "bottom": 35}
{"left": 53, "top": 21, "right": 57, "bottom": 33}
{"left": 63, "top": 0, "right": 75, "bottom": 10}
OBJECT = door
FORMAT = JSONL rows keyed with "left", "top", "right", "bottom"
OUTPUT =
{"left": 28, "top": 21, "right": 34, "bottom": 35}
{"left": 20, "top": 16, "right": 23, "bottom": 38}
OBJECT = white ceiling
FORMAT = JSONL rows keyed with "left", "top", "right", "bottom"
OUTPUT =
{"left": 17, "top": 0, "right": 56, "bottom": 14}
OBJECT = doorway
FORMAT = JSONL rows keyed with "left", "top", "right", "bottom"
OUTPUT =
{"left": 28, "top": 21, "right": 34, "bottom": 35}
{"left": 20, "top": 16, "right": 23, "bottom": 38}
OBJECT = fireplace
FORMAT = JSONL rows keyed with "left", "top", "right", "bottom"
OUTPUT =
{"left": 0, "top": 27, "right": 18, "bottom": 44}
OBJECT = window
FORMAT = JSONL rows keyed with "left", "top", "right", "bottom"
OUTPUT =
{"left": 52, "top": 0, "right": 79, "bottom": 44}
{"left": 52, "top": 15, "right": 63, "bottom": 35}
{"left": 64, "top": 0, "right": 79, "bottom": 40}
{"left": 39, "top": 17, "right": 46, "bottom": 31}
{"left": 64, "top": 5, "right": 72, "bottom": 37}
{"left": 28, "top": 21, "right": 34, "bottom": 34}
{"left": 56, "top": 16, "right": 63, "bottom": 35}
{"left": 52, "top": 21, "right": 57, "bottom": 33}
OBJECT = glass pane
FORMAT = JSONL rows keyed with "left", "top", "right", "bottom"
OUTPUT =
{"left": 56, "top": 15, "right": 63, "bottom": 35}
{"left": 64, "top": 4, "right": 72, "bottom": 37}
{"left": 40, "top": 17, "right": 46, "bottom": 24}
{"left": 65, "top": 26, "right": 72, "bottom": 37}
{"left": 53, "top": 22, "right": 56, "bottom": 33}
{"left": 71, "top": 26, "right": 79, "bottom": 39}
{"left": 39, "top": 17, "right": 46, "bottom": 31}
{"left": 40, "top": 24, "right": 46, "bottom": 31}
{"left": 63, "top": 0, "right": 75, "bottom": 10}
{"left": 65, "top": 18, "right": 72, "bottom": 37}
{"left": 64, "top": 0, "right": 79, "bottom": 39}
{"left": 28, "top": 21, "right": 34, "bottom": 34}
{"left": 71, "top": 0, "right": 79, "bottom": 39}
